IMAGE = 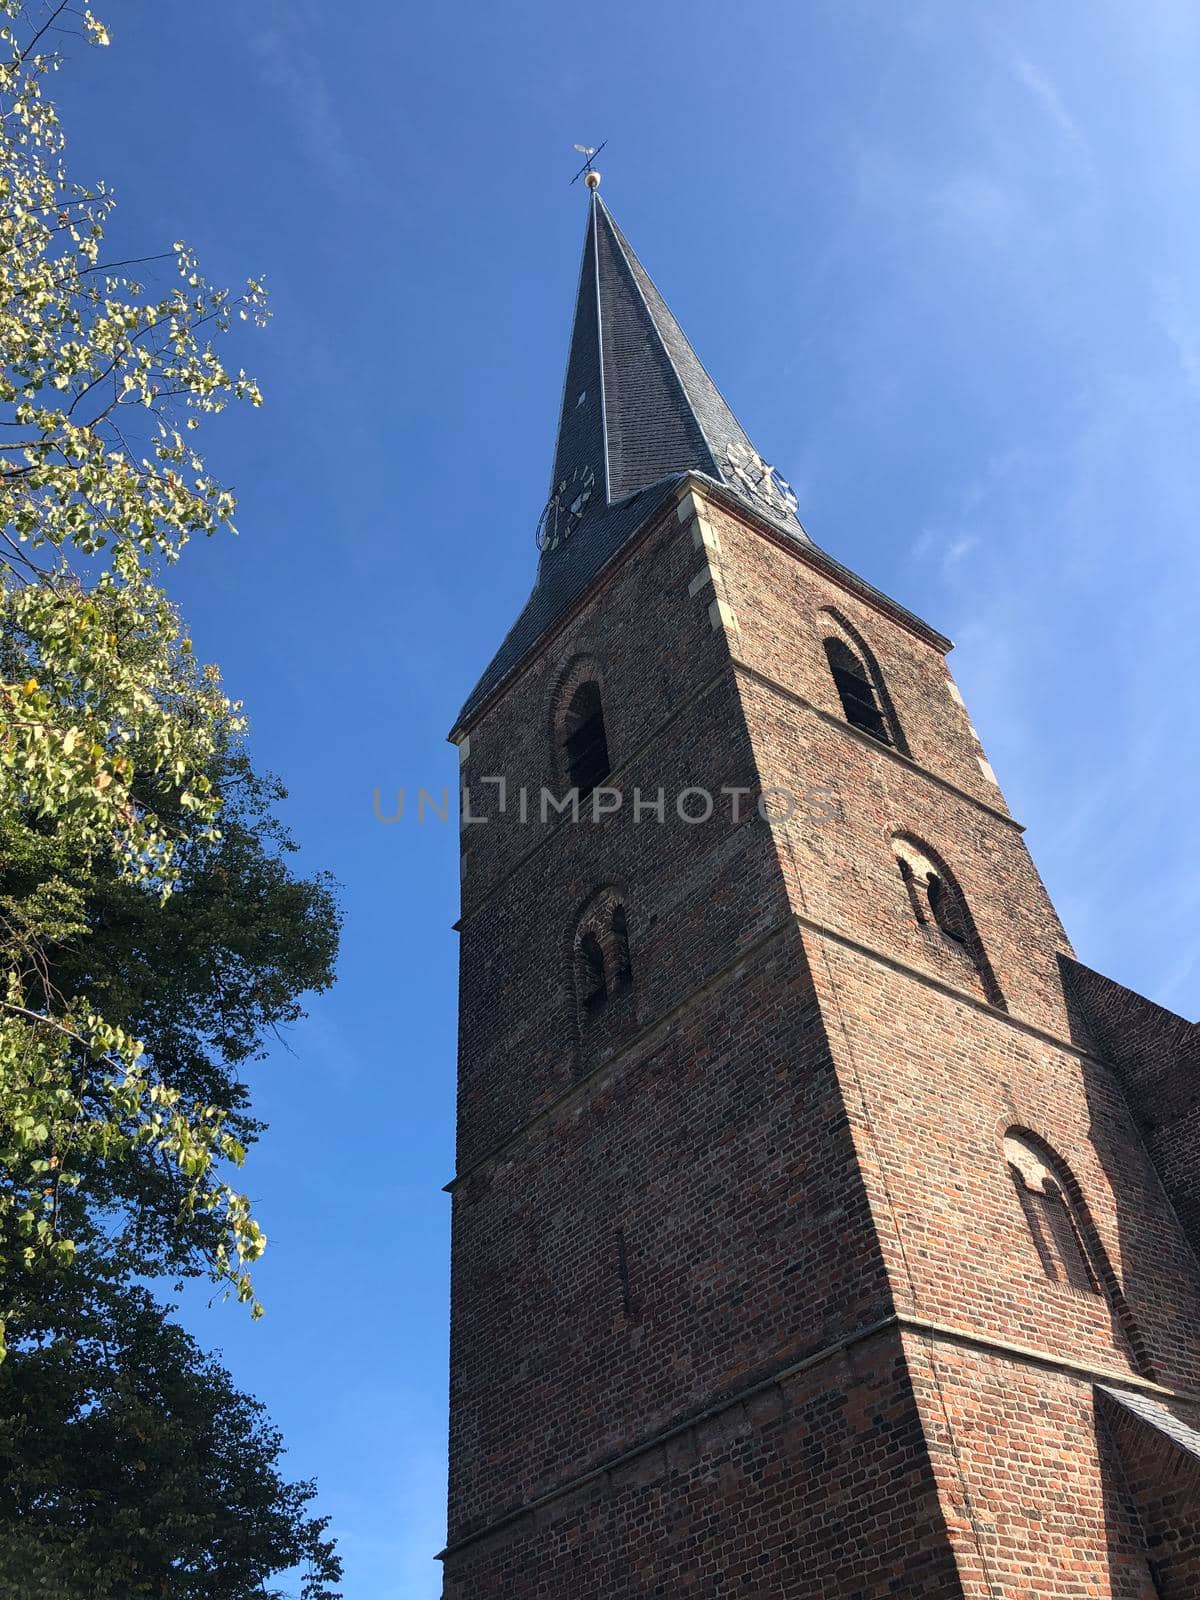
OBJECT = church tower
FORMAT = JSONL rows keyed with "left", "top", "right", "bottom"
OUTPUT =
{"left": 440, "top": 180, "right": 1200, "bottom": 1599}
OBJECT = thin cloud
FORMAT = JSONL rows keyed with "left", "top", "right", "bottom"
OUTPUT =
{"left": 910, "top": 527, "right": 978, "bottom": 574}
{"left": 246, "top": 10, "right": 358, "bottom": 192}
{"left": 1008, "top": 50, "right": 1094, "bottom": 173}
{"left": 1152, "top": 273, "right": 1200, "bottom": 400}
{"left": 931, "top": 170, "right": 1023, "bottom": 249}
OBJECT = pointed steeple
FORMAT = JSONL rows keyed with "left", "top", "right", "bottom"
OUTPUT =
{"left": 538, "top": 192, "right": 808, "bottom": 562}
{"left": 456, "top": 190, "right": 809, "bottom": 728}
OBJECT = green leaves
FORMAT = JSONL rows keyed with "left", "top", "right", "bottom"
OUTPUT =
{"left": 0, "top": 20, "right": 270, "bottom": 581}
{"left": 0, "top": 1270, "right": 343, "bottom": 1598}
{"left": 2, "top": 570, "right": 238, "bottom": 885}
{"left": 0, "top": 8, "right": 287, "bottom": 1332}
{"left": 0, "top": 31, "right": 343, "bottom": 1589}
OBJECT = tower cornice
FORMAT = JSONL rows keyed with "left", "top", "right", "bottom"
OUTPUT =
{"left": 449, "top": 474, "right": 950, "bottom": 742}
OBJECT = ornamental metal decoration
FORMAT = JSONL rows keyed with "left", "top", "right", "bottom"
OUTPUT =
{"left": 722, "top": 441, "right": 799, "bottom": 518}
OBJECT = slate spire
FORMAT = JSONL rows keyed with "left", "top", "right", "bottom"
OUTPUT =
{"left": 456, "top": 189, "right": 809, "bottom": 727}
{"left": 538, "top": 191, "right": 807, "bottom": 562}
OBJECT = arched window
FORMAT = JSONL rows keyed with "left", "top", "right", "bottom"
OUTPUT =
{"left": 926, "top": 872, "right": 967, "bottom": 944}
{"left": 892, "top": 836, "right": 1005, "bottom": 1009}
{"left": 824, "top": 636, "right": 893, "bottom": 746}
{"left": 1005, "top": 1133, "right": 1098, "bottom": 1294}
{"left": 572, "top": 891, "right": 634, "bottom": 1032}
{"left": 561, "top": 680, "right": 610, "bottom": 797}
{"left": 1003, "top": 1130, "right": 1155, "bottom": 1378}
{"left": 577, "top": 933, "right": 608, "bottom": 1015}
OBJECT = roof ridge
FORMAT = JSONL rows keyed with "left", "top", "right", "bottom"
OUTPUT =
{"left": 591, "top": 192, "right": 612, "bottom": 508}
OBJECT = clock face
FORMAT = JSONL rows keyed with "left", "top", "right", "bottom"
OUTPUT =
{"left": 536, "top": 464, "right": 595, "bottom": 551}
{"left": 722, "top": 442, "right": 798, "bottom": 518}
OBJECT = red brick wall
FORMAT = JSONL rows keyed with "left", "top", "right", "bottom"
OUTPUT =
{"left": 444, "top": 1329, "right": 966, "bottom": 1600}
{"left": 456, "top": 500, "right": 719, "bottom": 906}
{"left": 902, "top": 1337, "right": 1163, "bottom": 1600}
{"left": 1098, "top": 1387, "right": 1200, "bottom": 1598}
{"left": 445, "top": 480, "right": 1197, "bottom": 1596}
{"left": 702, "top": 488, "right": 1200, "bottom": 1385}
{"left": 703, "top": 496, "right": 1078, "bottom": 1039}
{"left": 449, "top": 929, "right": 894, "bottom": 1542}
{"left": 453, "top": 668, "right": 786, "bottom": 1174}
{"left": 711, "top": 502, "right": 1004, "bottom": 812}
{"left": 805, "top": 939, "right": 1200, "bottom": 1390}
{"left": 1062, "top": 959, "right": 1200, "bottom": 1263}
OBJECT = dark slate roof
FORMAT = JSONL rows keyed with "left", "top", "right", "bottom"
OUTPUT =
{"left": 601, "top": 205, "right": 755, "bottom": 499}
{"left": 454, "top": 193, "right": 813, "bottom": 730}
{"left": 1099, "top": 1385, "right": 1200, "bottom": 1464}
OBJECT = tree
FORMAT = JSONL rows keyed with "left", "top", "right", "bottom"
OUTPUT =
{"left": 0, "top": 1263, "right": 342, "bottom": 1600}
{"left": 5, "top": 747, "right": 341, "bottom": 1292}
{"left": 0, "top": 734, "right": 344, "bottom": 1598}
{"left": 0, "top": 0, "right": 276, "bottom": 1331}
{"left": 0, "top": 7, "right": 344, "bottom": 1593}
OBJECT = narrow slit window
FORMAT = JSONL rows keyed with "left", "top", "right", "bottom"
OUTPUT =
{"left": 612, "top": 905, "right": 632, "bottom": 988}
{"left": 615, "top": 1227, "right": 638, "bottom": 1320}
{"left": 562, "top": 681, "right": 610, "bottom": 796}
{"left": 824, "top": 638, "right": 891, "bottom": 745}
{"left": 578, "top": 932, "right": 608, "bottom": 1015}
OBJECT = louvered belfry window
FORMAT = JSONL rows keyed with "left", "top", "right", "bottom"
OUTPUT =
{"left": 824, "top": 637, "right": 891, "bottom": 745}
{"left": 563, "top": 681, "right": 611, "bottom": 796}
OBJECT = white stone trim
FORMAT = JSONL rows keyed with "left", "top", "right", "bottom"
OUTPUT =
{"left": 692, "top": 518, "right": 721, "bottom": 554}
{"left": 676, "top": 486, "right": 722, "bottom": 553}
{"left": 709, "top": 596, "right": 740, "bottom": 633}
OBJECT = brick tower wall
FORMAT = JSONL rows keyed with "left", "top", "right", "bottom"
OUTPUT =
{"left": 448, "top": 502, "right": 901, "bottom": 1546}
{"left": 690, "top": 490, "right": 1200, "bottom": 1386}
{"left": 443, "top": 1327, "right": 967, "bottom": 1600}
{"left": 903, "top": 1337, "right": 1169, "bottom": 1600}
{"left": 690, "top": 488, "right": 1200, "bottom": 1595}
{"left": 444, "top": 480, "right": 1199, "bottom": 1597}
{"left": 1062, "top": 958, "right": 1200, "bottom": 1261}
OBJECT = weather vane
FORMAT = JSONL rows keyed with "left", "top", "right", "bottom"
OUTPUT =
{"left": 570, "top": 141, "right": 606, "bottom": 190}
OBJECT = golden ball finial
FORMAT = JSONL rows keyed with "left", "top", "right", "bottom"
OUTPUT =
{"left": 585, "top": 169, "right": 601, "bottom": 191}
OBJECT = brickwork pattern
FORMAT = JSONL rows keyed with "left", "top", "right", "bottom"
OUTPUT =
{"left": 1063, "top": 959, "right": 1200, "bottom": 1263}
{"left": 444, "top": 480, "right": 1200, "bottom": 1596}
{"left": 1099, "top": 1386, "right": 1200, "bottom": 1597}
{"left": 805, "top": 938, "right": 1200, "bottom": 1391}
{"left": 449, "top": 930, "right": 890, "bottom": 1540}
{"left": 903, "top": 1337, "right": 1177, "bottom": 1599}
{"left": 445, "top": 1330, "right": 966, "bottom": 1600}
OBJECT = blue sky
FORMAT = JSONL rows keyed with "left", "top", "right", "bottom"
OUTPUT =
{"left": 57, "top": 2, "right": 1199, "bottom": 1595}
